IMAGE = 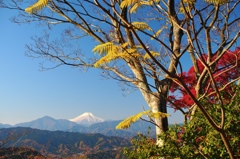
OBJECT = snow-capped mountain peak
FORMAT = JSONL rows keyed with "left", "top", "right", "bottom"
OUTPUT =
{"left": 69, "top": 112, "right": 104, "bottom": 126}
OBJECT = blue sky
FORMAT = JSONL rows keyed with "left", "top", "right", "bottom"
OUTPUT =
{"left": 0, "top": 7, "right": 184, "bottom": 125}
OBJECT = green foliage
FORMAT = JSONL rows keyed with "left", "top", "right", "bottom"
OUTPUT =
{"left": 124, "top": 87, "right": 240, "bottom": 158}
{"left": 86, "top": 149, "right": 127, "bottom": 159}
{"left": 124, "top": 133, "right": 159, "bottom": 159}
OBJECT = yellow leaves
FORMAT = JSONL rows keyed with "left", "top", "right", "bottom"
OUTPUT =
{"left": 116, "top": 110, "right": 169, "bottom": 129}
{"left": 116, "top": 110, "right": 151, "bottom": 129}
{"left": 120, "top": 0, "right": 160, "bottom": 8}
{"left": 132, "top": 22, "right": 152, "bottom": 31}
{"left": 183, "top": 0, "right": 196, "bottom": 4}
{"left": 179, "top": 0, "right": 228, "bottom": 13}
{"left": 120, "top": 0, "right": 138, "bottom": 8}
{"left": 121, "top": 0, "right": 160, "bottom": 13}
{"left": 149, "top": 111, "right": 169, "bottom": 119}
{"left": 144, "top": 51, "right": 160, "bottom": 59}
{"left": 151, "top": 26, "right": 167, "bottom": 40}
{"left": 92, "top": 42, "right": 116, "bottom": 55}
{"left": 121, "top": 42, "right": 129, "bottom": 49}
{"left": 204, "top": 0, "right": 229, "bottom": 5}
{"left": 93, "top": 40, "right": 163, "bottom": 67}
{"left": 130, "top": 1, "right": 153, "bottom": 13}
{"left": 179, "top": 0, "right": 196, "bottom": 13}
{"left": 93, "top": 42, "right": 119, "bottom": 67}
{"left": 25, "top": 0, "right": 48, "bottom": 14}
{"left": 179, "top": 0, "right": 229, "bottom": 13}
{"left": 93, "top": 42, "right": 141, "bottom": 67}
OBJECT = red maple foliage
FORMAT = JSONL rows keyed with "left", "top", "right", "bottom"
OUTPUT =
{"left": 168, "top": 47, "right": 240, "bottom": 109}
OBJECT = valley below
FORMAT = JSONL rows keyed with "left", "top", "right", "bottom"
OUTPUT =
{"left": 0, "top": 127, "right": 132, "bottom": 158}
{"left": 0, "top": 113, "right": 155, "bottom": 158}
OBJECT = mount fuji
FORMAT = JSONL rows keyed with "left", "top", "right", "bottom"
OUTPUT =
{"left": 69, "top": 112, "right": 104, "bottom": 126}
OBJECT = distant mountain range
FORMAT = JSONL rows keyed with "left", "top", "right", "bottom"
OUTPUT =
{"left": 0, "top": 123, "right": 12, "bottom": 128}
{"left": 0, "top": 112, "right": 155, "bottom": 138}
{"left": 15, "top": 116, "right": 82, "bottom": 131}
{"left": 0, "top": 127, "right": 131, "bottom": 158}
{"left": 73, "top": 120, "right": 155, "bottom": 138}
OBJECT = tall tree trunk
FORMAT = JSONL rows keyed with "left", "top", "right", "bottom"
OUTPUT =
{"left": 139, "top": 87, "right": 169, "bottom": 140}
{"left": 151, "top": 95, "right": 169, "bottom": 146}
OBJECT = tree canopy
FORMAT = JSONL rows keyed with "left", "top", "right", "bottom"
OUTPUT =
{"left": 1, "top": 0, "right": 240, "bottom": 158}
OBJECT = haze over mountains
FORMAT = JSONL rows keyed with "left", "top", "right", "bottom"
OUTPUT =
{"left": 0, "top": 127, "right": 131, "bottom": 158}
{"left": 0, "top": 112, "right": 155, "bottom": 138}
{"left": 14, "top": 116, "right": 81, "bottom": 131}
{"left": 0, "top": 113, "right": 154, "bottom": 158}
{"left": 2, "top": 112, "right": 104, "bottom": 128}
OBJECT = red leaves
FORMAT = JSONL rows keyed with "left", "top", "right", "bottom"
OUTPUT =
{"left": 196, "top": 136, "right": 205, "bottom": 143}
{"left": 169, "top": 47, "right": 240, "bottom": 109}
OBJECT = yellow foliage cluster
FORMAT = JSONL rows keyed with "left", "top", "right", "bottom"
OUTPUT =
{"left": 25, "top": 0, "right": 230, "bottom": 15}
{"left": 143, "top": 51, "right": 160, "bottom": 59}
{"left": 120, "top": 0, "right": 160, "bottom": 9}
{"left": 179, "top": 0, "right": 228, "bottom": 13}
{"left": 93, "top": 42, "right": 142, "bottom": 67}
{"left": 179, "top": 0, "right": 196, "bottom": 13}
{"left": 151, "top": 26, "right": 167, "bottom": 40}
{"left": 93, "top": 41, "right": 163, "bottom": 66}
{"left": 129, "top": 1, "right": 154, "bottom": 13}
{"left": 116, "top": 110, "right": 169, "bottom": 129}
{"left": 204, "top": 0, "right": 229, "bottom": 5}
{"left": 120, "top": 0, "right": 229, "bottom": 15}
{"left": 132, "top": 22, "right": 152, "bottom": 31}
{"left": 25, "top": 0, "right": 48, "bottom": 14}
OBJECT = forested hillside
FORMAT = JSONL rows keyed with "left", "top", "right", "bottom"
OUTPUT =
{"left": 0, "top": 127, "right": 131, "bottom": 158}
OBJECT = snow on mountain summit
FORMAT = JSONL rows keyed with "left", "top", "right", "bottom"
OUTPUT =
{"left": 69, "top": 112, "right": 104, "bottom": 126}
